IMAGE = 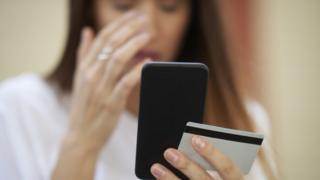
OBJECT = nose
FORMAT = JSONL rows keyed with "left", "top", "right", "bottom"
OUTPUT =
{"left": 138, "top": 2, "right": 158, "bottom": 40}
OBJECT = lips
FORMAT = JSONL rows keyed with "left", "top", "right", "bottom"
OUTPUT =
{"left": 133, "top": 50, "right": 160, "bottom": 62}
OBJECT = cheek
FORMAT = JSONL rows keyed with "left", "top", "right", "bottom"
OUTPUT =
{"left": 158, "top": 12, "right": 190, "bottom": 59}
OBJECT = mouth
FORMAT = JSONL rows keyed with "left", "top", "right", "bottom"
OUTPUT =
{"left": 132, "top": 50, "right": 160, "bottom": 63}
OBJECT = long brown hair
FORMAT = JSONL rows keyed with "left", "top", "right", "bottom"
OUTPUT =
{"left": 47, "top": 0, "right": 275, "bottom": 179}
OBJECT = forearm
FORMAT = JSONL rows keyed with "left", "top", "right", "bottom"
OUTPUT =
{"left": 51, "top": 134, "right": 100, "bottom": 180}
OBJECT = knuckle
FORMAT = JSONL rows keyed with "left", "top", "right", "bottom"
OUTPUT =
{"left": 107, "top": 37, "right": 118, "bottom": 48}
{"left": 83, "top": 72, "right": 95, "bottom": 85}
{"left": 115, "top": 60, "right": 127, "bottom": 68}
{"left": 221, "top": 160, "right": 235, "bottom": 174}
{"left": 122, "top": 77, "right": 134, "bottom": 86}
{"left": 111, "top": 53, "right": 125, "bottom": 66}
{"left": 99, "top": 27, "right": 112, "bottom": 40}
{"left": 120, "top": 79, "right": 135, "bottom": 90}
{"left": 128, "top": 22, "right": 139, "bottom": 31}
{"left": 176, "top": 156, "right": 190, "bottom": 171}
{"left": 131, "top": 36, "right": 142, "bottom": 45}
{"left": 207, "top": 145, "right": 218, "bottom": 157}
{"left": 102, "top": 100, "right": 119, "bottom": 114}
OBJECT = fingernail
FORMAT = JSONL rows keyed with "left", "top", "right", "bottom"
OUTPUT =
{"left": 165, "top": 150, "right": 179, "bottom": 163}
{"left": 192, "top": 135, "right": 206, "bottom": 150}
{"left": 81, "top": 27, "right": 89, "bottom": 42}
{"left": 151, "top": 164, "right": 166, "bottom": 178}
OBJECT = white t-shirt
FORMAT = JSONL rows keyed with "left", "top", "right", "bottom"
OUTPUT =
{"left": 0, "top": 74, "right": 275, "bottom": 180}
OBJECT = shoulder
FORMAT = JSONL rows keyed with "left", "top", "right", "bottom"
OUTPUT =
{"left": 245, "top": 99, "right": 279, "bottom": 177}
{"left": 0, "top": 73, "right": 49, "bottom": 99}
{"left": 0, "top": 73, "right": 55, "bottom": 113}
{"left": 1, "top": 72, "right": 48, "bottom": 90}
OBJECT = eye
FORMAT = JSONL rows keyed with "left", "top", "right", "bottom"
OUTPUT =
{"left": 111, "top": 0, "right": 135, "bottom": 11}
{"left": 159, "top": 0, "right": 182, "bottom": 13}
{"left": 160, "top": 4, "right": 178, "bottom": 13}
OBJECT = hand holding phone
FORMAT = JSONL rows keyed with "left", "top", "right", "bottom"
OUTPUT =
{"left": 135, "top": 62, "right": 208, "bottom": 179}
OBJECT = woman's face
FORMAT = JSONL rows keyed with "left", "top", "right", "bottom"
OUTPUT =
{"left": 94, "top": 0, "right": 191, "bottom": 63}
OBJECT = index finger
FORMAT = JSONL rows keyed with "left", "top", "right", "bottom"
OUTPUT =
{"left": 191, "top": 135, "right": 244, "bottom": 180}
{"left": 83, "top": 10, "right": 140, "bottom": 68}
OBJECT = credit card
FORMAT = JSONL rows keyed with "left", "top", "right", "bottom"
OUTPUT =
{"left": 178, "top": 122, "right": 264, "bottom": 174}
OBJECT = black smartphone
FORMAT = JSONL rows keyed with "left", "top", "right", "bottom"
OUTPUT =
{"left": 135, "top": 62, "right": 208, "bottom": 179}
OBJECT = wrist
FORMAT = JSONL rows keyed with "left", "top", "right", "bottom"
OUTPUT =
{"left": 53, "top": 132, "right": 100, "bottom": 180}
{"left": 61, "top": 131, "right": 102, "bottom": 159}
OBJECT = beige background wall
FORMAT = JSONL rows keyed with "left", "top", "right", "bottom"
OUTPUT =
{"left": 0, "top": 0, "right": 66, "bottom": 79}
{"left": 255, "top": 0, "right": 320, "bottom": 179}
{"left": 1, "top": 0, "right": 320, "bottom": 179}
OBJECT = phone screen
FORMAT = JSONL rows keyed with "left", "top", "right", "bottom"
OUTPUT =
{"left": 135, "top": 62, "right": 208, "bottom": 179}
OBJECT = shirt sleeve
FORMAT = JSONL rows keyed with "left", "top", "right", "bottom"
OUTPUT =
{"left": 0, "top": 74, "right": 60, "bottom": 180}
{"left": 0, "top": 96, "right": 22, "bottom": 180}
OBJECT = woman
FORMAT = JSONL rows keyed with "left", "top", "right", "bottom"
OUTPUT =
{"left": 0, "top": 0, "right": 276, "bottom": 179}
